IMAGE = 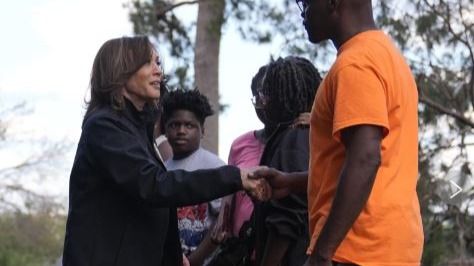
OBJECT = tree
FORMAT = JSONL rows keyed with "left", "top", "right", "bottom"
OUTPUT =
{"left": 0, "top": 100, "right": 69, "bottom": 265}
{"left": 0, "top": 101, "right": 69, "bottom": 213}
{"left": 0, "top": 205, "right": 66, "bottom": 266}
{"left": 193, "top": 0, "right": 225, "bottom": 152}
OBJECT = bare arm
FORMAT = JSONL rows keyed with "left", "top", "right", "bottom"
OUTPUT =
{"left": 282, "top": 171, "right": 308, "bottom": 194}
{"left": 250, "top": 168, "right": 308, "bottom": 199}
{"left": 308, "top": 125, "right": 382, "bottom": 265}
{"left": 188, "top": 225, "right": 218, "bottom": 266}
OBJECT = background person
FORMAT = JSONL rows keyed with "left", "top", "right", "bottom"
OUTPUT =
{"left": 209, "top": 64, "right": 270, "bottom": 266}
{"left": 211, "top": 64, "right": 268, "bottom": 245}
{"left": 162, "top": 88, "right": 225, "bottom": 266}
{"left": 62, "top": 36, "right": 269, "bottom": 266}
{"left": 254, "top": 56, "right": 321, "bottom": 266}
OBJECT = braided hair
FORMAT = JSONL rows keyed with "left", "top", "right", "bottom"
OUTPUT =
{"left": 261, "top": 56, "right": 322, "bottom": 123}
{"left": 251, "top": 64, "right": 268, "bottom": 96}
{"left": 161, "top": 88, "right": 214, "bottom": 126}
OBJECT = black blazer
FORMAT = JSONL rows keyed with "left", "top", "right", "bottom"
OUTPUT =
{"left": 63, "top": 100, "right": 242, "bottom": 266}
{"left": 255, "top": 124, "right": 310, "bottom": 266}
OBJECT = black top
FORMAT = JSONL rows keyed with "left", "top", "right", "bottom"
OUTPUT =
{"left": 63, "top": 100, "right": 242, "bottom": 266}
{"left": 255, "top": 124, "right": 310, "bottom": 266}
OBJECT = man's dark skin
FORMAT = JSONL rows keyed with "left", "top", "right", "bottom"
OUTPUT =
{"left": 251, "top": 0, "right": 383, "bottom": 265}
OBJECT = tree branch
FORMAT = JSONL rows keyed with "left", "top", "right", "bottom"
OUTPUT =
{"left": 424, "top": 0, "right": 474, "bottom": 64}
{"left": 155, "top": 0, "right": 202, "bottom": 17}
{"left": 419, "top": 94, "right": 474, "bottom": 128}
{"left": 455, "top": 1, "right": 474, "bottom": 110}
{"left": 471, "top": 67, "right": 474, "bottom": 110}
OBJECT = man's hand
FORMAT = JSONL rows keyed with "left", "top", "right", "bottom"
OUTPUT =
{"left": 248, "top": 166, "right": 292, "bottom": 199}
{"left": 241, "top": 167, "right": 272, "bottom": 201}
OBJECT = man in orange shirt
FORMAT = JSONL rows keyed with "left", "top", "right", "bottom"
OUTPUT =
{"left": 252, "top": 0, "right": 424, "bottom": 265}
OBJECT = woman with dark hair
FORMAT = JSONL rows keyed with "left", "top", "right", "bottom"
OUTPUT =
{"left": 62, "top": 36, "right": 269, "bottom": 266}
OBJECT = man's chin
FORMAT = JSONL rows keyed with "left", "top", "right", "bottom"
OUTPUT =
{"left": 306, "top": 29, "right": 327, "bottom": 44}
{"left": 308, "top": 33, "right": 322, "bottom": 44}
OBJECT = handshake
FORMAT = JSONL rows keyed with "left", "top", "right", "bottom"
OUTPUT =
{"left": 240, "top": 166, "right": 294, "bottom": 201}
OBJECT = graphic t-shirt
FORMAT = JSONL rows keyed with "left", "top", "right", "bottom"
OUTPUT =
{"left": 165, "top": 148, "right": 225, "bottom": 255}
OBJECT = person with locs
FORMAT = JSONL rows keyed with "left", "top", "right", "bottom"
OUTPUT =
{"left": 210, "top": 64, "right": 270, "bottom": 248}
{"left": 209, "top": 59, "right": 319, "bottom": 266}
{"left": 253, "top": 56, "right": 321, "bottom": 266}
{"left": 251, "top": 0, "right": 424, "bottom": 265}
{"left": 62, "top": 36, "right": 271, "bottom": 266}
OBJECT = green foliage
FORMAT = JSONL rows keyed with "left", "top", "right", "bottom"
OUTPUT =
{"left": 0, "top": 101, "right": 70, "bottom": 266}
{"left": 127, "top": 0, "right": 192, "bottom": 57}
{"left": 0, "top": 210, "right": 66, "bottom": 266}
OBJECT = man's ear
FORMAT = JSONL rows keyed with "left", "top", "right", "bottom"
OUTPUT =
{"left": 201, "top": 126, "right": 205, "bottom": 137}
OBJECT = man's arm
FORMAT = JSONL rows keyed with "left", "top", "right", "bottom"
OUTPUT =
{"left": 308, "top": 125, "right": 382, "bottom": 265}
{"left": 250, "top": 169, "right": 308, "bottom": 198}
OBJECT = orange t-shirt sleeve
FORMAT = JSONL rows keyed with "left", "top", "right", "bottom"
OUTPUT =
{"left": 332, "top": 64, "right": 390, "bottom": 141}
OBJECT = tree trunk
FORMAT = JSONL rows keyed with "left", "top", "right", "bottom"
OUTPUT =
{"left": 194, "top": 0, "right": 225, "bottom": 155}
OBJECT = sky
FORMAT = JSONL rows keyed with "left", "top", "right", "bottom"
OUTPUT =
{"left": 0, "top": 0, "right": 300, "bottom": 200}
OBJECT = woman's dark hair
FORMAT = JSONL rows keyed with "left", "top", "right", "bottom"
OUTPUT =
{"left": 161, "top": 88, "right": 214, "bottom": 126}
{"left": 261, "top": 56, "right": 322, "bottom": 123}
{"left": 85, "top": 36, "right": 155, "bottom": 118}
{"left": 251, "top": 65, "right": 268, "bottom": 96}
{"left": 250, "top": 64, "right": 269, "bottom": 126}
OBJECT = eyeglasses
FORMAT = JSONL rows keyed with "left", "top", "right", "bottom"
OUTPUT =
{"left": 251, "top": 91, "right": 268, "bottom": 109}
{"left": 296, "top": 0, "right": 306, "bottom": 13}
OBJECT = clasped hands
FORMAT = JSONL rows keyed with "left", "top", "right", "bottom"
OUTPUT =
{"left": 240, "top": 166, "right": 290, "bottom": 202}
{"left": 211, "top": 166, "right": 291, "bottom": 244}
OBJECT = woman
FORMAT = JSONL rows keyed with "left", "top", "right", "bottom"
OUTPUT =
{"left": 62, "top": 36, "right": 268, "bottom": 266}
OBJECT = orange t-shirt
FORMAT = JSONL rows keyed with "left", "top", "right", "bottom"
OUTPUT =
{"left": 307, "top": 30, "right": 423, "bottom": 265}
